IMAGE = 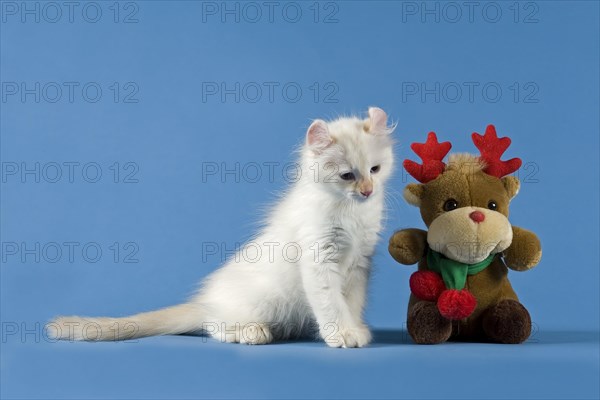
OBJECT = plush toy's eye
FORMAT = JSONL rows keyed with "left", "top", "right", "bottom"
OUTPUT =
{"left": 340, "top": 172, "right": 355, "bottom": 181}
{"left": 488, "top": 200, "right": 498, "bottom": 210}
{"left": 443, "top": 199, "right": 458, "bottom": 211}
{"left": 370, "top": 165, "right": 380, "bottom": 174}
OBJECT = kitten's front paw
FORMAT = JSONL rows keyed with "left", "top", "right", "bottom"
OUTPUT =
{"left": 212, "top": 323, "right": 273, "bottom": 345}
{"left": 322, "top": 323, "right": 371, "bottom": 348}
{"left": 240, "top": 323, "right": 273, "bottom": 345}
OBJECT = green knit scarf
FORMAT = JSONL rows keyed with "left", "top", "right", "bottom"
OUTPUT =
{"left": 427, "top": 249, "right": 495, "bottom": 290}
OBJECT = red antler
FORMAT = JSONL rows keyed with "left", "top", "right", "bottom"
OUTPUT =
{"left": 403, "top": 132, "right": 452, "bottom": 183}
{"left": 472, "top": 125, "right": 522, "bottom": 178}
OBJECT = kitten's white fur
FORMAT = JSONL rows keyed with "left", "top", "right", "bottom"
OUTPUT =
{"left": 48, "top": 107, "right": 395, "bottom": 348}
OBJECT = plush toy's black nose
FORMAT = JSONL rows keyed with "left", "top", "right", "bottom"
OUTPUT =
{"left": 469, "top": 211, "right": 485, "bottom": 223}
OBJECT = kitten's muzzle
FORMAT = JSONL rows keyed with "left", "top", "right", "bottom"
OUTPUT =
{"left": 359, "top": 180, "right": 373, "bottom": 198}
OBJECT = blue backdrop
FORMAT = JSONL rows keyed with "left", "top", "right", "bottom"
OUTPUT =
{"left": 1, "top": 1, "right": 598, "bottom": 399}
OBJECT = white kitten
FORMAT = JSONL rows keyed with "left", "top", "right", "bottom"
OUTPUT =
{"left": 48, "top": 107, "right": 395, "bottom": 348}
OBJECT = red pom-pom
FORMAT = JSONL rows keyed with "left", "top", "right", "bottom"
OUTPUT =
{"left": 409, "top": 271, "right": 446, "bottom": 301}
{"left": 437, "top": 289, "right": 477, "bottom": 320}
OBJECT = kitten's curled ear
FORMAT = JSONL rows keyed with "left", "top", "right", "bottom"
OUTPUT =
{"left": 306, "top": 119, "right": 333, "bottom": 153}
{"left": 366, "top": 107, "right": 394, "bottom": 135}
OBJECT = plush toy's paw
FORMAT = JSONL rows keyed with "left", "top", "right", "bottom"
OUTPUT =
{"left": 437, "top": 289, "right": 477, "bottom": 320}
{"left": 407, "top": 301, "right": 452, "bottom": 344}
{"left": 388, "top": 229, "right": 427, "bottom": 265}
{"left": 503, "top": 226, "right": 542, "bottom": 271}
{"left": 482, "top": 300, "right": 531, "bottom": 344}
{"left": 410, "top": 271, "right": 446, "bottom": 301}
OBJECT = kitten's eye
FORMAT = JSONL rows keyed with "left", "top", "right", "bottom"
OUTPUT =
{"left": 443, "top": 199, "right": 459, "bottom": 211}
{"left": 488, "top": 200, "right": 498, "bottom": 211}
{"left": 340, "top": 172, "right": 355, "bottom": 181}
{"left": 370, "top": 165, "right": 380, "bottom": 174}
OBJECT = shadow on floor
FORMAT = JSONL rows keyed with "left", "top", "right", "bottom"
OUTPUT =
{"left": 180, "top": 329, "right": 599, "bottom": 347}
{"left": 370, "top": 329, "right": 600, "bottom": 346}
{"left": 371, "top": 329, "right": 411, "bottom": 345}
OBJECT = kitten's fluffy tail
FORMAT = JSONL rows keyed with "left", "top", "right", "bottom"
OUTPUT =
{"left": 47, "top": 303, "right": 202, "bottom": 341}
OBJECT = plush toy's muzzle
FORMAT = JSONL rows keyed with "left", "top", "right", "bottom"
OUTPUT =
{"left": 427, "top": 206, "right": 513, "bottom": 264}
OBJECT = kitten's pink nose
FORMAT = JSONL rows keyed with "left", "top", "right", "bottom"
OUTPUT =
{"left": 469, "top": 211, "right": 485, "bottom": 223}
{"left": 359, "top": 180, "right": 373, "bottom": 198}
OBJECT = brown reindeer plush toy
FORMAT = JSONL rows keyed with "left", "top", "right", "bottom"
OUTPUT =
{"left": 389, "top": 125, "right": 542, "bottom": 344}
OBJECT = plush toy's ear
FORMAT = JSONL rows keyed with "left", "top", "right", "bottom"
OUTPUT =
{"left": 502, "top": 176, "right": 520, "bottom": 200}
{"left": 403, "top": 183, "right": 423, "bottom": 207}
